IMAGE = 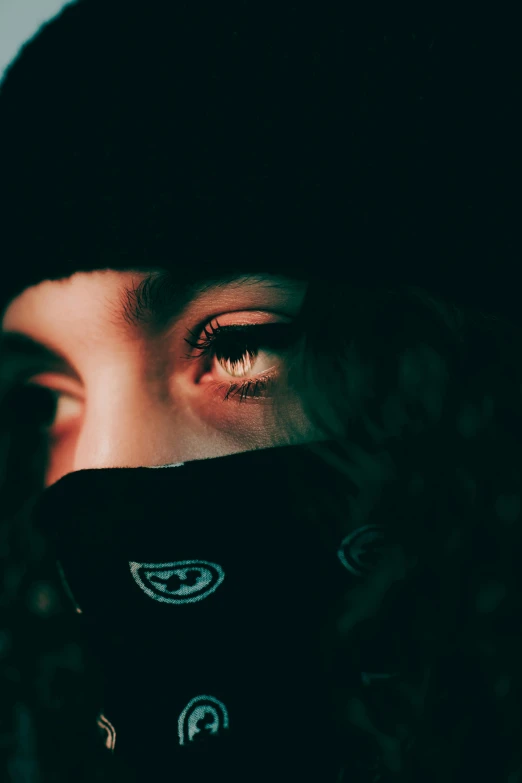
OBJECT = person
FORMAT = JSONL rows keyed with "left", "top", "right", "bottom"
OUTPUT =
{"left": 1, "top": 2, "right": 521, "bottom": 782}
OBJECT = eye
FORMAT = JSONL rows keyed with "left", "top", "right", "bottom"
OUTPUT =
{"left": 184, "top": 317, "right": 298, "bottom": 401}
{"left": 11, "top": 378, "right": 82, "bottom": 435}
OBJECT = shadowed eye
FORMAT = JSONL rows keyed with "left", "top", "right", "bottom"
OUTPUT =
{"left": 15, "top": 382, "right": 82, "bottom": 434}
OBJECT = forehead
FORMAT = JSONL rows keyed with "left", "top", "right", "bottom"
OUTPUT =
{"left": 1, "top": 268, "right": 307, "bottom": 339}
{"left": 2, "top": 269, "right": 147, "bottom": 337}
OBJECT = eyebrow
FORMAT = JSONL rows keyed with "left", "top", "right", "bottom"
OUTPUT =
{"left": 0, "top": 272, "right": 297, "bottom": 383}
{"left": 113, "top": 271, "right": 290, "bottom": 334}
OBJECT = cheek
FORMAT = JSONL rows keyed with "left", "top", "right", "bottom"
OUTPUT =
{"left": 43, "top": 430, "right": 78, "bottom": 488}
{"left": 185, "top": 383, "right": 318, "bottom": 447}
{"left": 39, "top": 383, "right": 321, "bottom": 485}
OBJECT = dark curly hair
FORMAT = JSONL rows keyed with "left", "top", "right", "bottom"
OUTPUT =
{"left": 1, "top": 2, "right": 521, "bottom": 782}
{"left": 281, "top": 282, "right": 522, "bottom": 782}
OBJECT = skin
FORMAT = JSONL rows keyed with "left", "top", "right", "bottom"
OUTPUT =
{"left": 1, "top": 269, "right": 315, "bottom": 488}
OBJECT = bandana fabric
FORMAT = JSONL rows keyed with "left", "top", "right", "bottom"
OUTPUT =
{"left": 31, "top": 444, "right": 386, "bottom": 781}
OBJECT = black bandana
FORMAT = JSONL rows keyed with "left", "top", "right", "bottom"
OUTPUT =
{"left": 31, "top": 443, "right": 387, "bottom": 781}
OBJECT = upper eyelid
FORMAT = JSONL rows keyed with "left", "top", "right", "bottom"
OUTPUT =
{"left": 183, "top": 323, "right": 258, "bottom": 360}
{"left": 20, "top": 374, "right": 85, "bottom": 401}
{"left": 186, "top": 320, "right": 277, "bottom": 341}
{"left": 179, "top": 307, "right": 293, "bottom": 339}
{"left": 183, "top": 320, "right": 295, "bottom": 353}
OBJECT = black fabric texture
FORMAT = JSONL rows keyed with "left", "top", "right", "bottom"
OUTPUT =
{"left": 30, "top": 443, "right": 364, "bottom": 782}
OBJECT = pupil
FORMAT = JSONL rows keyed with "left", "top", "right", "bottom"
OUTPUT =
{"left": 215, "top": 338, "right": 257, "bottom": 377}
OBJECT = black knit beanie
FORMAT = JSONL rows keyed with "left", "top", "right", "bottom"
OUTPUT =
{"left": 0, "top": 1, "right": 518, "bottom": 321}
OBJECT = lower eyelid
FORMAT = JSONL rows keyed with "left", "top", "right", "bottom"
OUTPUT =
{"left": 209, "top": 371, "right": 278, "bottom": 402}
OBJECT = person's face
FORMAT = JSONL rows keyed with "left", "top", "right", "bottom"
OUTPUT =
{"left": 1, "top": 269, "right": 315, "bottom": 487}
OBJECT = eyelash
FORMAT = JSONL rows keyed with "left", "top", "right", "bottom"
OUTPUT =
{"left": 184, "top": 320, "right": 292, "bottom": 402}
